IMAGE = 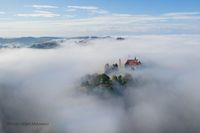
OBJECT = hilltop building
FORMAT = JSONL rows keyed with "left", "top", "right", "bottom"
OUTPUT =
{"left": 125, "top": 57, "right": 141, "bottom": 69}
{"left": 104, "top": 57, "right": 141, "bottom": 73}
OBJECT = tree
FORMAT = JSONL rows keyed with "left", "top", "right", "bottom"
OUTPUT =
{"left": 98, "top": 73, "right": 110, "bottom": 84}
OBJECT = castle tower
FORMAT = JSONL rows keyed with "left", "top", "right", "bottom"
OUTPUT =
{"left": 119, "top": 58, "right": 122, "bottom": 68}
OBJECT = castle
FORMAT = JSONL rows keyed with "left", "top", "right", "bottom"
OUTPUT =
{"left": 104, "top": 57, "right": 141, "bottom": 74}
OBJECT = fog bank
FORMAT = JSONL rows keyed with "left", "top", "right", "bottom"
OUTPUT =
{"left": 0, "top": 35, "right": 200, "bottom": 133}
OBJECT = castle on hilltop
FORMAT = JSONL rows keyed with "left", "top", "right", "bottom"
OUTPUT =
{"left": 104, "top": 57, "right": 141, "bottom": 74}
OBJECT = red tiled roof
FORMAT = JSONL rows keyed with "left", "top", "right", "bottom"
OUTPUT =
{"left": 125, "top": 59, "right": 141, "bottom": 66}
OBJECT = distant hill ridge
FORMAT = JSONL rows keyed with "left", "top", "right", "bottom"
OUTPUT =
{"left": 0, "top": 36, "right": 124, "bottom": 49}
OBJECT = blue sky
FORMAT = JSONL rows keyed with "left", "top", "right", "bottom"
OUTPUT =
{"left": 0, "top": 0, "right": 200, "bottom": 36}
{"left": 1, "top": 0, "right": 200, "bottom": 15}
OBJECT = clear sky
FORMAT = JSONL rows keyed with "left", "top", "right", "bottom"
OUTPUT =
{"left": 0, "top": 0, "right": 200, "bottom": 37}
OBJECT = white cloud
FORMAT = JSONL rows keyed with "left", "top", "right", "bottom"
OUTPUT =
{"left": 18, "top": 4, "right": 59, "bottom": 18}
{"left": 67, "top": 6, "right": 98, "bottom": 10}
{"left": 28, "top": 4, "right": 58, "bottom": 9}
{"left": 163, "top": 12, "right": 200, "bottom": 20}
{"left": 66, "top": 8, "right": 77, "bottom": 12}
{"left": 1, "top": 11, "right": 200, "bottom": 37}
{"left": 164, "top": 12, "right": 200, "bottom": 16}
{"left": 1, "top": 35, "right": 200, "bottom": 133}
{"left": 89, "top": 9, "right": 108, "bottom": 14}
{"left": 16, "top": 10, "right": 60, "bottom": 18}
{"left": 67, "top": 5, "right": 108, "bottom": 14}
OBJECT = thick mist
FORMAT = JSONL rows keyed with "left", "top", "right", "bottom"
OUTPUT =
{"left": 0, "top": 35, "right": 200, "bottom": 133}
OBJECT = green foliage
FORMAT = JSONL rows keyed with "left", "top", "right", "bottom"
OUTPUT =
{"left": 81, "top": 73, "right": 133, "bottom": 95}
{"left": 111, "top": 74, "right": 131, "bottom": 85}
{"left": 112, "top": 75, "right": 118, "bottom": 81}
{"left": 97, "top": 73, "right": 111, "bottom": 84}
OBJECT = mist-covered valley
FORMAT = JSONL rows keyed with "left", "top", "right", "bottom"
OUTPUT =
{"left": 0, "top": 35, "right": 200, "bottom": 133}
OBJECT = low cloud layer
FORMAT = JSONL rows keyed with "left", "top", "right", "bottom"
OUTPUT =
{"left": 0, "top": 35, "right": 200, "bottom": 133}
